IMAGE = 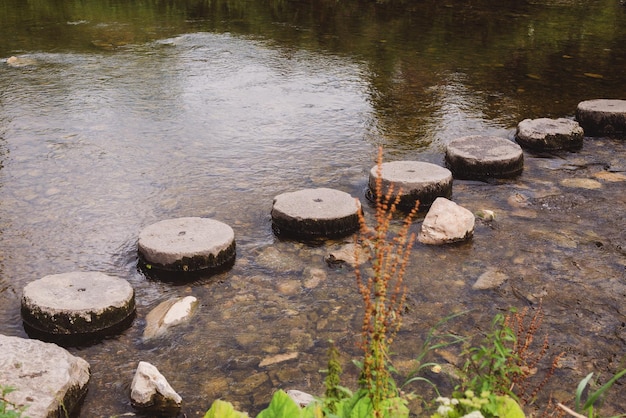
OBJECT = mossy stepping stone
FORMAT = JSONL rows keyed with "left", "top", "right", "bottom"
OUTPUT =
{"left": 21, "top": 272, "right": 135, "bottom": 339}
{"left": 576, "top": 99, "right": 626, "bottom": 137}
{"left": 271, "top": 188, "right": 361, "bottom": 239}
{"left": 515, "top": 118, "right": 584, "bottom": 151}
{"left": 369, "top": 161, "right": 452, "bottom": 210}
{"left": 446, "top": 135, "right": 524, "bottom": 179}
{"left": 138, "top": 217, "right": 236, "bottom": 273}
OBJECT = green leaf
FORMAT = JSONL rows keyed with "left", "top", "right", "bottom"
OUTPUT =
{"left": 495, "top": 395, "right": 525, "bottom": 418}
{"left": 257, "top": 390, "right": 303, "bottom": 418}
{"left": 203, "top": 399, "right": 249, "bottom": 418}
{"left": 348, "top": 394, "right": 373, "bottom": 418}
{"left": 576, "top": 372, "right": 595, "bottom": 412}
{"left": 583, "top": 369, "right": 626, "bottom": 411}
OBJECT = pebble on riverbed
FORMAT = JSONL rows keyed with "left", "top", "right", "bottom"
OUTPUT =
{"left": 368, "top": 160, "right": 452, "bottom": 210}
{"left": 21, "top": 271, "right": 136, "bottom": 342}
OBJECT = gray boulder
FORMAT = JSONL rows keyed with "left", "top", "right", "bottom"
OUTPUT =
{"left": 0, "top": 334, "right": 90, "bottom": 418}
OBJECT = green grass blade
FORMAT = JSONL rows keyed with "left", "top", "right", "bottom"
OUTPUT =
{"left": 575, "top": 372, "right": 595, "bottom": 412}
{"left": 583, "top": 369, "right": 626, "bottom": 411}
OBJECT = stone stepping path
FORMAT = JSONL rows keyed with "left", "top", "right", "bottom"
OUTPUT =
{"left": 138, "top": 217, "right": 236, "bottom": 273}
{"left": 515, "top": 118, "right": 584, "bottom": 151}
{"left": 445, "top": 135, "right": 524, "bottom": 179}
{"left": 368, "top": 161, "right": 452, "bottom": 210}
{"left": 271, "top": 187, "right": 361, "bottom": 239}
{"left": 21, "top": 271, "right": 135, "bottom": 339}
{"left": 576, "top": 99, "right": 626, "bottom": 137}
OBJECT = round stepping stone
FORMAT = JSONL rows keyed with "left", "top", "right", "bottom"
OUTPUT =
{"left": 271, "top": 188, "right": 361, "bottom": 239}
{"left": 515, "top": 118, "right": 584, "bottom": 151}
{"left": 576, "top": 99, "right": 626, "bottom": 137}
{"left": 368, "top": 161, "right": 452, "bottom": 210}
{"left": 21, "top": 272, "right": 135, "bottom": 337}
{"left": 138, "top": 217, "right": 236, "bottom": 273}
{"left": 445, "top": 135, "right": 524, "bottom": 179}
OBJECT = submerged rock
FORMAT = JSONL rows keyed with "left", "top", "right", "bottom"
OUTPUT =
{"left": 325, "top": 243, "right": 369, "bottom": 268}
{"left": 0, "top": 334, "right": 90, "bottom": 418}
{"left": 258, "top": 352, "right": 299, "bottom": 367}
{"left": 130, "top": 361, "right": 182, "bottom": 416}
{"left": 473, "top": 268, "right": 508, "bottom": 290}
{"left": 143, "top": 296, "right": 198, "bottom": 340}
{"left": 418, "top": 197, "right": 475, "bottom": 245}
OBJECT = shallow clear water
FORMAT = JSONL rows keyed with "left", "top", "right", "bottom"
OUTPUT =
{"left": 0, "top": 0, "right": 625, "bottom": 416}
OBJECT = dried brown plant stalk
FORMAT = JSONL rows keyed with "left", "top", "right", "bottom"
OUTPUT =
{"left": 506, "top": 304, "right": 565, "bottom": 406}
{"left": 353, "top": 146, "right": 419, "bottom": 415}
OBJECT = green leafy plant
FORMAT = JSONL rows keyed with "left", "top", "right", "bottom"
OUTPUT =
{"left": 320, "top": 341, "right": 351, "bottom": 414}
{"left": 458, "top": 306, "right": 563, "bottom": 408}
{"left": 460, "top": 312, "right": 522, "bottom": 399}
{"left": 0, "top": 386, "right": 28, "bottom": 418}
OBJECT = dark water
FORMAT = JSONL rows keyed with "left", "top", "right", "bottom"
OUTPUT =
{"left": 0, "top": 0, "right": 625, "bottom": 416}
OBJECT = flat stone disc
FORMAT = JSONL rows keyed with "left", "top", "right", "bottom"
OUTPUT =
{"left": 368, "top": 161, "right": 452, "bottom": 209}
{"left": 576, "top": 99, "right": 626, "bottom": 137}
{"left": 138, "top": 217, "right": 236, "bottom": 272}
{"left": 446, "top": 136, "right": 524, "bottom": 179}
{"left": 515, "top": 118, "right": 584, "bottom": 150}
{"left": 21, "top": 272, "right": 135, "bottom": 336}
{"left": 271, "top": 188, "right": 361, "bottom": 239}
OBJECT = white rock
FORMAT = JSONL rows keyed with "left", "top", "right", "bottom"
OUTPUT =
{"left": 130, "top": 361, "right": 182, "bottom": 413}
{"left": 287, "top": 389, "right": 315, "bottom": 407}
{"left": 418, "top": 198, "right": 475, "bottom": 245}
{"left": 143, "top": 296, "right": 198, "bottom": 339}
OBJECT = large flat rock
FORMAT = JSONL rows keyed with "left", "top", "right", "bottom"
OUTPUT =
{"left": 21, "top": 271, "right": 136, "bottom": 339}
{"left": 271, "top": 188, "right": 361, "bottom": 239}
{"left": 0, "top": 334, "right": 90, "bottom": 418}
{"left": 576, "top": 99, "right": 626, "bottom": 137}
{"left": 138, "top": 217, "right": 236, "bottom": 273}
{"left": 446, "top": 135, "right": 524, "bottom": 178}
{"left": 368, "top": 161, "right": 452, "bottom": 210}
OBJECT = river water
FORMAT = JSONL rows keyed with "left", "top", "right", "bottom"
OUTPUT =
{"left": 0, "top": 0, "right": 625, "bottom": 416}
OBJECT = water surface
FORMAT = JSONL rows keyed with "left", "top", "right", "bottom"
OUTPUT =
{"left": 0, "top": 0, "right": 625, "bottom": 416}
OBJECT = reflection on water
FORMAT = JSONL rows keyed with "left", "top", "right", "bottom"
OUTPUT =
{"left": 0, "top": 0, "right": 625, "bottom": 416}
